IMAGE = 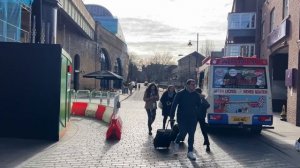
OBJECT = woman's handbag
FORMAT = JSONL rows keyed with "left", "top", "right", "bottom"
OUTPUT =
{"left": 158, "top": 101, "right": 163, "bottom": 109}
{"left": 151, "top": 102, "right": 157, "bottom": 110}
{"left": 201, "top": 97, "right": 210, "bottom": 109}
{"left": 199, "top": 97, "right": 210, "bottom": 119}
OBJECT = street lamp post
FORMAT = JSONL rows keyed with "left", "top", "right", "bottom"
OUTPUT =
{"left": 187, "top": 33, "right": 199, "bottom": 79}
{"left": 178, "top": 33, "right": 199, "bottom": 81}
{"left": 188, "top": 33, "right": 199, "bottom": 53}
{"left": 187, "top": 52, "right": 191, "bottom": 78}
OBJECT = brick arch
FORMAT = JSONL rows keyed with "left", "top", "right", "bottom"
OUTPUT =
{"left": 100, "top": 48, "right": 111, "bottom": 71}
{"left": 116, "top": 57, "right": 123, "bottom": 76}
{"left": 113, "top": 58, "right": 123, "bottom": 89}
{"left": 100, "top": 48, "right": 111, "bottom": 89}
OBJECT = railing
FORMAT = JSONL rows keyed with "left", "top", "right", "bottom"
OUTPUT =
{"left": 0, "top": 18, "right": 30, "bottom": 43}
{"left": 70, "top": 89, "right": 120, "bottom": 107}
{"left": 225, "top": 43, "right": 255, "bottom": 57}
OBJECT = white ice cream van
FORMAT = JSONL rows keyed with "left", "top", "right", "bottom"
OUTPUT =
{"left": 198, "top": 56, "right": 273, "bottom": 134}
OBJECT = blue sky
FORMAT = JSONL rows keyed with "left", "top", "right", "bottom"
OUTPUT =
{"left": 82, "top": 0, "right": 233, "bottom": 59}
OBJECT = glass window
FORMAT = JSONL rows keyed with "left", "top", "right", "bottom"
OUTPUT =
{"left": 251, "top": 14, "right": 256, "bottom": 28}
{"left": 228, "top": 13, "right": 256, "bottom": 29}
{"left": 241, "top": 14, "right": 251, "bottom": 28}
{"left": 283, "top": 0, "right": 289, "bottom": 19}
{"left": 213, "top": 67, "right": 267, "bottom": 89}
{"left": 229, "top": 14, "right": 240, "bottom": 29}
{"left": 270, "top": 8, "right": 275, "bottom": 32}
{"left": 226, "top": 44, "right": 255, "bottom": 57}
{"left": 250, "top": 46, "right": 255, "bottom": 56}
{"left": 226, "top": 45, "right": 239, "bottom": 56}
{"left": 240, "top": 45, "right": 249, "bottom": 57}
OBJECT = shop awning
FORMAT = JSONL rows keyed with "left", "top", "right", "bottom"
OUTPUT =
{"left": 83, "top": 70, "right": 123, "bottom": 80}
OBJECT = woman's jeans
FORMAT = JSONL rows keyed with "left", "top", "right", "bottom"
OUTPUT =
{"left": 146, "top": 108, "right": 156, "bottom": 132}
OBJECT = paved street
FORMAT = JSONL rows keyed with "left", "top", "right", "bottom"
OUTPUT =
{"left": 1, "top": 84, "right": 299, "bottom": 168}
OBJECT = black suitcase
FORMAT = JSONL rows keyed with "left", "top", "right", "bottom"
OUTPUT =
{"left": 153, "top": 129, "right": 172, "bottom": 148}
{"left": 170, "top": 123, "right": 186, "bottom": 142}
{"left": 153, "top": 120, "right": 173, "bottom": 149}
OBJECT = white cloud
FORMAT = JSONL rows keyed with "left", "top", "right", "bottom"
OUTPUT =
{"left": 82, "top": 0, "right": 233, "bottom": 58}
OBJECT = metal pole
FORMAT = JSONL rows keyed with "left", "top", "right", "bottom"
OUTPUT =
{"left": 197, "top": 33, "right": 199, "bottom": 53}
{"left": 189, "top": 55, "right": 190, "bottom": 78}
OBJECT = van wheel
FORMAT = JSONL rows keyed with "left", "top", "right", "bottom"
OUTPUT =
{"left": 250, "top": 126, "right": 262, "bottom": 134}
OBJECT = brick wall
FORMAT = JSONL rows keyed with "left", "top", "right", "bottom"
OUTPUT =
{"left": 260, "top": 0, "right": 300, "bottom": 126}
{"left": 56, "top": 11, "right": 128, "bottom": 90}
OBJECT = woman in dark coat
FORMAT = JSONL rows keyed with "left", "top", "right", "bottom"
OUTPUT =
{"left": 195, "top": 87, "right": 211, "bottom": 152}
{"left": 160, "top": 85, "right": 177, "bottom": 129}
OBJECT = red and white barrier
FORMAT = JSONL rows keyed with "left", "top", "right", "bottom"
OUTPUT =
{"left": 71, "top": 102, "right": 114, "bottom": 123}
{"left": 71, "top": 94, "right": 122, "bottom": 140}
{"left": 106, "top": 114, "right": 122, "bottom": 140}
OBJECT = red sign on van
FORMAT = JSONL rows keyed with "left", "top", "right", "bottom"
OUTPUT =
{"left": 212, "top": 57, "right": 267, "bottom": 66}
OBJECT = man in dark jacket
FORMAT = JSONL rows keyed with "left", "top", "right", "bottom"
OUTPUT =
{"left": 170, "top": 79, "right": 202, "bottom": 160}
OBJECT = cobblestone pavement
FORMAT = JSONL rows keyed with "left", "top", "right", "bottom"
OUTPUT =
{"left": 13, "top": 86, "right": 300, "bottom": 168}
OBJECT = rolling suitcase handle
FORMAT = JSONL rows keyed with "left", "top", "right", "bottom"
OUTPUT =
{"left": 165, "top": 119, "right": 175, "bottom": 129}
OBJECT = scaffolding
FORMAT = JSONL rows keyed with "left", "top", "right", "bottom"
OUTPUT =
{"left": 0, "top": 0, "right": 33, "bottom": 42}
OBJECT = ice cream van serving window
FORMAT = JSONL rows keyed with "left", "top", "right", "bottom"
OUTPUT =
{"left": 213, "top": 66, "right": 267, "bottom": 89}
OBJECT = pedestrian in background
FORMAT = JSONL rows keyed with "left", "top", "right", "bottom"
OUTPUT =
{"left": 128, "top": 83, "right": 133, "bottom": 95}
{"left": 195, "top": 87, "right": 211, "bottom": 152}
{"left": 170, "top": 79, "right": 202, "bottom": 160}
{"left": 160, "top": 85, "right": 177, "bottom": 129}
{"left": 143, "top": 83, "right": 159, "bottom": 135}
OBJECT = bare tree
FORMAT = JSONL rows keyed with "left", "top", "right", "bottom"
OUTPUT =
{"left": 128, "top": 52, "right": 141, "bottom": 65}
{"left": 127, "top": 52, "right": 141, "bottom": 82}
{"left": 150, "top": 52, "right": 175, "bottom": 65}
{"left": 127, "top": 52, "right": 176, "bottom": 83}
{"left": 141, "top": 52, "right": 176, "bottom": 82}
{"left": 200, "top": 39, "right": 215, "bottom": 56}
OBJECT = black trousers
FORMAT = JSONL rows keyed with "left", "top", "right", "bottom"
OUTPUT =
{"left": 198, "top": 118, "right": 210, "bottom": 145}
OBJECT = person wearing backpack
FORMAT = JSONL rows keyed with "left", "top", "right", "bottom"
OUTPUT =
{"left": 195, "top": 87, "right": 211, "bottom": 152}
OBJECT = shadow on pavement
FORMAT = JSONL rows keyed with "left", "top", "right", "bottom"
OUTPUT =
{"left": 142, "top": 135, "right": 198, "bottom": 167}
{"left": 208, "top": 127, "right": 259, "bottom": 136}
{"left": 207, "top": 127, "right": 298, "bottom": 167}
{"left": 0, "top": 138, "right": 54, "bottom": 168}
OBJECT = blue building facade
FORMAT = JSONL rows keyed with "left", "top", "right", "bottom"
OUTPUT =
{"left": 0, "top": 0, "right": 33, "bottom": 42}
{"left": 85, "top": 4, "right": 125, "bottom": 42}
